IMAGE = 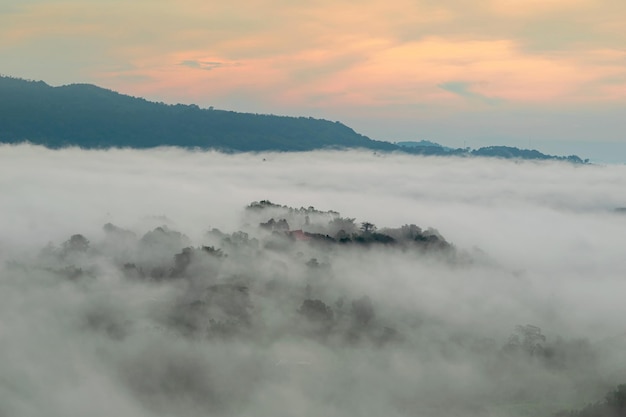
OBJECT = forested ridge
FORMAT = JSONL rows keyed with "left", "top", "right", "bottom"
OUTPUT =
{"left": 8, "top": 200, "right": 624, "bottom": 416}
{"left": 0, "top": 76, "right": 586, "bottom": 162}
{"left": 0, "top": 76, "right": 396, "bottom": 151}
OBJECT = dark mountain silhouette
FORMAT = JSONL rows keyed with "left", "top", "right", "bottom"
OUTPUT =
{"left": 471, "top": 145, "right": 587, "bottom": 163}
{"left": 0, "top": 75, "right": 586, "bottom": 162}
{"left": 397, "top": 140, "right": 587, "bottom": 163}
{"left": 0, "top": 76, "right": 396, "bottom": 151}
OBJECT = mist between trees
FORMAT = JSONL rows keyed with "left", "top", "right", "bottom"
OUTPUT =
{"left": 1, "top": 145, "right": 626, "bottom": 417}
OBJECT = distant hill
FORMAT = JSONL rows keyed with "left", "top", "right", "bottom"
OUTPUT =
{"left": 0, "top": 76, "right": 396, "bottom": 152}
{"left": 396, "top": 140, "right": 443, "bottom": 148}
{"left": 0, "top": 75, "right": 587, "bottom": 162}
{"left": 397, "top": 140, "right": 586, "bottom": 163}
{"left": 470, "top": 145, "right": 586, "bottom": 163}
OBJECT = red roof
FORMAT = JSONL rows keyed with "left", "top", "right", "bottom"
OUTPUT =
{"left": 289, "top": 230, "right": 310, "bottom": 241}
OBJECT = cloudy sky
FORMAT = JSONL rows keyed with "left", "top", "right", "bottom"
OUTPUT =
{"left": 1, "top": 1, "right": 625, "bottom": 159}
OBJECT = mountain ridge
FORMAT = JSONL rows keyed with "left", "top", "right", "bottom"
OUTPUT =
{"left": 0, "top": 75, "right": 586, "bottom": 162}
{"left": 0, "top": 75, "right": 396, "bottom": 152}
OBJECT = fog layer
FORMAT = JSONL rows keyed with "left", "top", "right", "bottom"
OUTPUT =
{"left": 1, "top": 144, "right": 626, "bottom": 417}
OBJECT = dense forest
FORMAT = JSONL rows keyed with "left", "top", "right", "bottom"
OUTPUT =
{"left": 0, "top": 76, "right": 395, "bottom": 151}
{"left": 0, "top": 75, "right": 586, "bottom": 162}
{"left": 5, "top": 199, "right": 624, "bottom": 416}
{"left": 397, "top": 140, "right": 588, "bottom": 163}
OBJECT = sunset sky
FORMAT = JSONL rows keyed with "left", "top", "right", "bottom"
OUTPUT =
{"left": 1, "top": 0, "right": 625, "bottom": 160}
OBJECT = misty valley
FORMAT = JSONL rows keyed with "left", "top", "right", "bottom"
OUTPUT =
{"left": 2, "top": 146, "right": 626, "bottom": 417}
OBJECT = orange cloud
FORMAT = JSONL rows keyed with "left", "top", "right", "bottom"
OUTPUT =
{"left": 6, "top": 0, "right": 623, "bottom": 113}
{"left": 98, "top": 34, "right": 626, "bottom": 114}
{"left": 489, "top": 0, "right": 594, "bottom": 17}
{"left": 269, "top": 38, "right": 624, "bottom": 107}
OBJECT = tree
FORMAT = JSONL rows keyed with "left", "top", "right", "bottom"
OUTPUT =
{"left": 328, "top": 217, "right": 357, "bottom": 234}
{"left": 62, "top": 234, "right": 89, "bottom": 253}
{"left": 606, "top": 384, "right": 626, "bottom": 414}
{"left": 360, "top": 222, "right": 376, "bottom": 233}
{"left": 505, "top": 324, "right": 546, "bottom": 355}
{"left": 351, "top": 296, "right": 375, "bottom": 326}
{"left": 299, "top": 299, "right": 334, "bottom": 323}
{"left": 555, "top": 383, "right": 626, "bottom": 416}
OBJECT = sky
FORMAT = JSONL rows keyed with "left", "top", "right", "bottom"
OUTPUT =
{"left": 1, "top": 0, "right": 625, "bottom": 160}
{"left": 2, "top": 144, "right": 626, "bottom": 416}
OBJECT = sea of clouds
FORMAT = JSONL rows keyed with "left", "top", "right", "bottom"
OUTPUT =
{"left": 1, "top": 144, "right": 626, "bottom": 417}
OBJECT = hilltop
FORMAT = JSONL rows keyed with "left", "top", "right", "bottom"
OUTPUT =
{"left": 0, "top": 75, "right": 586, "bottom": 162}
{"left": 0, "top": 76, "right": 396, "bottom": 151}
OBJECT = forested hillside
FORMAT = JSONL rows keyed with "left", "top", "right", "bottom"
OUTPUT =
{"left": 0, "top": 76, "right": 587, "bottom": 163}
{"left": 0, "top": 76, "right": 396, "bottom": 151}
{"left": 7, "top": 199, "right": 624, "bottom": 416}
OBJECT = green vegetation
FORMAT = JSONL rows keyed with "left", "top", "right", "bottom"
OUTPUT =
{"left": 556, "top": 384, "right": 626, "bottom": 416}
{"left": 397, "top": 141, "right": 587, "bottom": 163}
{"left": 1, "top": 75, "right": 587, "bottom": 162}
{"left": 0, "top": 75, "right": 395, "bottom": 151}
{"left": 17, "top": 199, "right": 626, "bottom": 415}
